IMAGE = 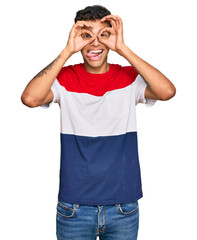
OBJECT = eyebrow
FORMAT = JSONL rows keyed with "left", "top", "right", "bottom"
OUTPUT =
{"left": 81, "top": 26, "right": 93, "bottom": 32}
{"left": 81, "top": 26, "right": 108, "bottom": 32}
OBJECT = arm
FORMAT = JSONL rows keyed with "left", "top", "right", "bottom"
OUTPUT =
{"left": 116, "top": 45, "right": 176, "bottom": 101}
{"left": 99, "top": 15, "right": 176, "bottom": 101}
{"left": 21, "top": 50, "right": 71, "bottom": 108}
{"left": 21, "top": 21, "right": 96, "bottom": 108}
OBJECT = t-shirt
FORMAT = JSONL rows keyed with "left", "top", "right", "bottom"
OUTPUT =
{"left": 42, "top": 63, "right": 156, "bottom": 205}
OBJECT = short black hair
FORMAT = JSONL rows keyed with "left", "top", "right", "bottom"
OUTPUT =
{"left": 74, "top": 5, "right": 112, "bottom": 27}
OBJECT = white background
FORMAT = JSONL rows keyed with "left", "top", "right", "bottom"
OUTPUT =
{"left": 1, "top": 0, "right": 197, "bottom": 239}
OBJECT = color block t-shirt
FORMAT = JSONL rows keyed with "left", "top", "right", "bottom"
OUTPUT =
{"left": 42, "top": 63, "right": 156, "bottom": 205}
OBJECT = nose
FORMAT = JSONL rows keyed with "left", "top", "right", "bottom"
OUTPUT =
{"left": 91, "top": 36, "right": 100, "bottom": 47}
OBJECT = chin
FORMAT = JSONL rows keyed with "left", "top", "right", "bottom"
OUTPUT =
{"left": 83, "top": 56, "right": 108, "bottom": 69}
{"left": 86, "top": 60, "right": 104, "bottom": 68}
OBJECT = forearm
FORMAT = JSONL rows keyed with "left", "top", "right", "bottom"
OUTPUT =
{"left": 21, "top": 47, "right": 72, "bottom": 106}
{"left": 118, "top": 45, "right": 176, "bottom": 100}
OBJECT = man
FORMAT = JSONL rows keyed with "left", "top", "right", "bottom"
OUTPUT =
{"left": 21, "top": 5, "right": 176, "bottom": 240}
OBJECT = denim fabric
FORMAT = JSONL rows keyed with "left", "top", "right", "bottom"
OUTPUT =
{"left": 56, "top": 200, "right": 139, "bottom": 240}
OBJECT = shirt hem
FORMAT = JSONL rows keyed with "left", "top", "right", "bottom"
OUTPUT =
{"left": 58, "top": 192, "right": 143, "bottom": 205}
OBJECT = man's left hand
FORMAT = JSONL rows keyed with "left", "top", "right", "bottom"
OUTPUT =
{"left": 98, "top": 15, "right": 126, "bottom": 53}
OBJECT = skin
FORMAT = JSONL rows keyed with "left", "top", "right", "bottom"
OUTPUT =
{"left": 80, "top": 21, "right": 110, "bottom": 73}
{"left": 21, "top": 15, "right": 176, "bottom": 108}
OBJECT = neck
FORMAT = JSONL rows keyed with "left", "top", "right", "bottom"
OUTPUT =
{"left": 83, "top": 62, "right": 110, "bottom": 74}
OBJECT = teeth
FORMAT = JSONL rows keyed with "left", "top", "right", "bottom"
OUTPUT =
{"left": 89, "top": 50, "right": 103, "bottom": 53}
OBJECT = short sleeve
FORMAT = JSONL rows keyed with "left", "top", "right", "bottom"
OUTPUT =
{"left": 135, "top": 74, "right": 157, "bottom": 107}
{"left": 40, "top": 79, "right": 60, "bottom": 109}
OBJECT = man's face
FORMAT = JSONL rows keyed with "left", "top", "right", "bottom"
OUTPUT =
{"left": 80, "top": 20, "right": 110, "bottom": 70}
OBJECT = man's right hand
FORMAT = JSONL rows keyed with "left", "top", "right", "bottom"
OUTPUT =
{"left": 21, "top": 21, "right": 96, "bottom": 108}
{"left": 65, "top": 21, "right": 96, "bottom": 54}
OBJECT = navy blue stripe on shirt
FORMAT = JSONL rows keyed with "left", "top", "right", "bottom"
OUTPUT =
{"left": 58, "top": 132, "right": 143, "bottom": 205}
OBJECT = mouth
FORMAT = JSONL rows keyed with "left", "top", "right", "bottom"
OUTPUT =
{"left": 86, "top": 49, "right": 104, "bottom": 61}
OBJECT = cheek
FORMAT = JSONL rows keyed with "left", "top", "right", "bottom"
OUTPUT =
{"left": 81, "top": 49, "right": 87, "bottom": 57}
{"left": 81, "top": 44, "right": 90, "bottom": 54}
{"left": 104, "top": 48, "right": 109, "bottom": 54}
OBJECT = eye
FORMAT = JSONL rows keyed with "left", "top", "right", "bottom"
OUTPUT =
{"left": 100, "top": 31, "right": 110, "bottom": 38}
{"left": 82, "top": 33, "right": 92, "bottom": 39}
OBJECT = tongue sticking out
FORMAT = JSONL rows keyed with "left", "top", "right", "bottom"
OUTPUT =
{"left": 86, "top": 52, "right": 101, "bottom": 57}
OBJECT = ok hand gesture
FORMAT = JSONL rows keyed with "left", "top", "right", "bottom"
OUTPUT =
{"left": 98, "top": 15, "right": 126, "bottom": 54}
{"left": 66, "top": 21, "right": 96, "bottom": 54}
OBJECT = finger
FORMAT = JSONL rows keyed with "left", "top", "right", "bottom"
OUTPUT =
{"left": 116, "top": 15, "right": 122, "bottom": 21}
{"left": 81, "top": 29, "right": 95, "bottom": 40}
{"left": 81, "top": 28, "right": 94, "bottom": 36}
{"left": 98, "top": 27, "right": 113, "bottom": 35}
{"left": 101, "top": 14, "right": 118, "bottom": 23}
{"left": 116, "top": 15, "right": 123, "bottom": 26}
{"left": 71, "top": 21, "right": 94, "bottom": 38}
{"left": 75, "top": 20, "right": 94, "bottom": 28}
{"left": 98, "top": 28, "right": 112, "bottom": 44}
{"left": 81, "top": 35, "right": 96, "bottom": 49}
{"left": 101, "top": 15, "right": 119, "bottom": 32}
{"left": 110, "top": 19, "right": 118, "bottom": 31}
{"left": 72, "top": 21, "right": 93, "bottom": 35}
{"left": 98, "top": 32, "right": 111, "bottom": 40}
{"left": 116, "top": 15, "right": 123, "bottom": 33}
{"left": 88, "top": 35, "right": 96, "bottom": 43}
{"left": 97, "top": 36, "right": 108, "bottom": 46}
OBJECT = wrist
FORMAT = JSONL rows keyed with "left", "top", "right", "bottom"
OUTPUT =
{"left": 60, "top": 46, "right": 73, "bottom": 61}
{"left": 117, "top": 44, "right": 129, "bottom": 56}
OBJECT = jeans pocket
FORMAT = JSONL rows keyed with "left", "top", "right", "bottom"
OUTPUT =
{"left": 57, "top": 201, "right": 76, "bottom": 218}
{"left": 116, "top": 201, "right": 139, "bottom": 215}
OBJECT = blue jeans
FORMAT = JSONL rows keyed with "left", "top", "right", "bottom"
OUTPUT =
{"left": 56, "top": 200, "right": 139, "bottom": 240}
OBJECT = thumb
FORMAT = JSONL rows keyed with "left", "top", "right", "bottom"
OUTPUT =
{"left": 88, "top": 35, "right": 96, "bottom": 44}
{"left": 97, "top": 27, "right": 112, "bottom": 46}
{"left": 80, "top": 36, "right": 96, "bottom": 50}
{"left": 98, "top": 35, "right": 109, "bottom": 46}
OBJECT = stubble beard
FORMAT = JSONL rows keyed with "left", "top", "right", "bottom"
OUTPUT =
{"left": 83, "top": 54, "right": 108, "bottom": 71}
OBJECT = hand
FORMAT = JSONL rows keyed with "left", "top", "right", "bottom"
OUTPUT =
{"left": 65, "top": 21, "right": 96, "bottom": 54}
{"left": 98, "top": 15, "right": 126, "bottom": 53}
